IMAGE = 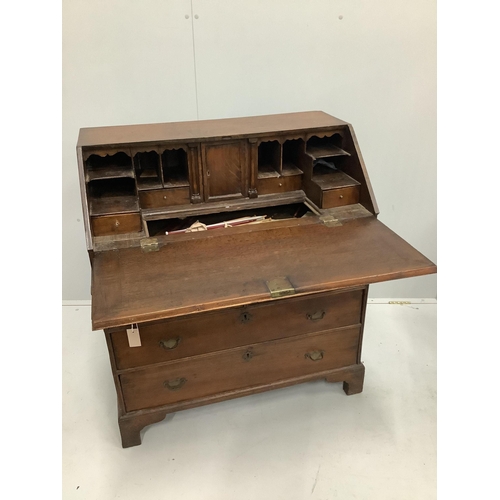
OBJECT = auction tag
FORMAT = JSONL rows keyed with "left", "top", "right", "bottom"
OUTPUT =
{"left": 126, "top": 324, "right": 141, "bottom": 347}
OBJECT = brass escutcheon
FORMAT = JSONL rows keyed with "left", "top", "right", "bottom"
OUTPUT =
{"left": 159, "top": 337, "right": 181, "bottom": 350}
{"left": 305, "top": 350, "right": 324, "bottom": 361}
{"left": 306, "top": 310, "right": 326, "bottom": 321}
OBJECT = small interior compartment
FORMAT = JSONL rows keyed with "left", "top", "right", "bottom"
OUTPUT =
{"left": 88, "top": 177, "right": 138, "bottom": 215}
{"left": 282, "top": 139, "right": 304, "bottom": 176}
{"left": 85, "top": 152, "right": 134, "bottom": 182}
{"left": 312, "top": 168, "right": 360, "bottom": 191}
{"left": 134, "top": 151, "right": 162, "bottom": 190}
{"left": 146, "top": 202, "right": 312, "bottom": 236}
{"left": 258, "top": 141, "right": 281, "bottom": 178}
{"left": 257, "top": 140, "right": 303, "bottom": 194}
{"left": 307, "top": 134, "right": 359, "bottom": 194}
{"left": 89, "top": 177, "right": 136, "bottom": 199}
{"left": 309, "top": 133, "right": 350, "bottom": 181}
{"left": 312, "top": 158, "right": 341, "bottom": 177}
{"left": 306, "top": 134, "right": 350, "bottom": 160}
{"left": 161, "top": 148, "right": 189, "bottom": 187}
{"left": 311, "top": 154, "right": 359, "bottom": 191}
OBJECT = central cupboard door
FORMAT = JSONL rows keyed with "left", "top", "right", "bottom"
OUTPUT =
{"left": 201, "top": 141, "right": 248, "bottom": 200}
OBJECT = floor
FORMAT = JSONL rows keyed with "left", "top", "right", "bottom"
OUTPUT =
{"left": 62, "top": 300, "right": 436, "bottom": 500}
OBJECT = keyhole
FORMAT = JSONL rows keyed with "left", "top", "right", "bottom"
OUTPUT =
{"left": 240, "top": 312, "right": 252, "bottom": 323}
{"left": 243, "top": 350, "right": 253, "bottom": 361}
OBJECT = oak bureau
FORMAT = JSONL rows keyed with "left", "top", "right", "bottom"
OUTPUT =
{"left": 76, "top": 111, "right": 436, "bottom": 447}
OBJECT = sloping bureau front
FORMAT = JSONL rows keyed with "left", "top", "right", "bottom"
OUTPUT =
{"left": 77, "top": 111, "right": 436, "bottom": 447}
{"left": 91, "top": 217, "right": 435, "bottom": 329}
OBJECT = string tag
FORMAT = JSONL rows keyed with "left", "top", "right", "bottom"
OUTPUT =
{"left": 126, "top": 324, "right": 141, "bottom": 347}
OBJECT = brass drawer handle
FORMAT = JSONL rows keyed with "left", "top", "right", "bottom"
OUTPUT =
{"left": 305, "top": 350, "right": 324, "bottom": 361}
{"left": 306, "top": 310, "right": 326, "bottom": 321}
{"left": 159, "top": 337, "right": 181, "bottom": 350}
{"left": 164, "top": 377, "right": 187, "bottom": 391}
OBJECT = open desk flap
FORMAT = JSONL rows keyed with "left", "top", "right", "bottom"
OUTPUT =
{"left": 91, "top": 216, "right": 436, "bottom": 330}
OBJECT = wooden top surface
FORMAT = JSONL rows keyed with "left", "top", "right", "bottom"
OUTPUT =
{"left": 77, "top": 111, "right": 347, "bottom": 148}
{"left": 91, "top": 216, "right": 436, "bottom": 330}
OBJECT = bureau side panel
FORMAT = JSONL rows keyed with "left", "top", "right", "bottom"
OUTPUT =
{"left": 104, "top": 330, "right": 127, "bottom": 416}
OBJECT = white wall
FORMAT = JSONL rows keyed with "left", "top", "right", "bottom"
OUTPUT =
{"left": 62, "top": 0, "right": 198, "bottom": 299}
{"left": 63, "top": 0, "right": 436, "bottom": 299}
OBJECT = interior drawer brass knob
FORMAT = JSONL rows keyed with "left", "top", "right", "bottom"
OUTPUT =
{"left": 306, "top": 310, "right": 326, "bottom": 321}
{"left": 164, "top": 377, "right": 187, "bottom": 391}
{"left": 159, "top": 337, "right": 181, "bottom": 350}
{"left": 305, "top": 350, "right": 324, "bottom": 361}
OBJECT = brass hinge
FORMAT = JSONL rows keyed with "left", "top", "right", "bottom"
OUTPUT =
{"left": 319, "top": 215, "right": 342, "bottom": 227}
{"left": 266, "top": 277, "right": 296, "bottom": 298}
{"left": 140, "top": 237, "right": 160, "bottom": 253}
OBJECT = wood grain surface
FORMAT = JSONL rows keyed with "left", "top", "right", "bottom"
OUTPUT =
{"left": 111, "top": 288, "right": 364, "bottom": 370}
{"left": 202, "top": 142, "right": 244, "bottom": 199}
{"left": 78, "top": 111, "right": 347, "bottom": 148}
{"left": 91, "top": 213, "right": 142, "bottom": 237}
{"left": 91, "top": 216, "right": 436, "bottom": 329}
{"left": 120, "top": 326, "right": 361, "bottom": 411}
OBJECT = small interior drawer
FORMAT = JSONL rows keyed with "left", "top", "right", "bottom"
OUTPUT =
{"left": 321, "top": 185, "right": 360, "bottom": 208}
{"left": 257, "top": 175, "right": 302, "bottom": 195}
{"left": 120, "top": 326, "right": 361, "bottom": 411}
{"left": 139, "top": 187, "right": 190, "bottom": 209}
{"left": 91, "top": 213, "right": 142, "bottom": 237}
{"left": 111, "top": 288, "right": 365, "bottom": 370}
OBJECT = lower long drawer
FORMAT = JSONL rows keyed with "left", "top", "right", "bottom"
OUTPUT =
{"left": 120, "top": 326, "right": 360, "bottom": 412}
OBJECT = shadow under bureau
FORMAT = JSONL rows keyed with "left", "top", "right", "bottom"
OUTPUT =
{"left": 77, "top": 111, "right": 436, "bottom": 447}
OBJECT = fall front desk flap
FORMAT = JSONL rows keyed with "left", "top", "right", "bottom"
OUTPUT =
{"left": 91, "top": 216, "right": 436, "bottom": 330}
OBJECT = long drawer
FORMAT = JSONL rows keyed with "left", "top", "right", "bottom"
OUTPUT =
{"left": 120, "top": 326, "right": 360, "bottom": 411}
{"left": 111, "top": 288, "right": 365, "bottom": 369}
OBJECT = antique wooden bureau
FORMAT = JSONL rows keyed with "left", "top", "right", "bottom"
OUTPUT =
{"left": 77, "top": 111, "right": 436, "bottom": 448}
